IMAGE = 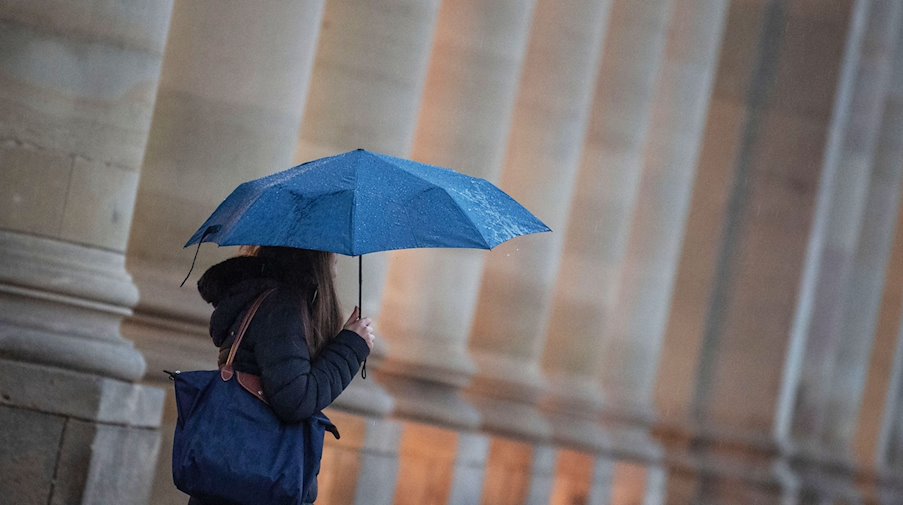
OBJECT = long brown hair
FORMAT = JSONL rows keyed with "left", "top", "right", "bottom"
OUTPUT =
{"left": 242, "top": 246, "right": 342, "bottom": 357}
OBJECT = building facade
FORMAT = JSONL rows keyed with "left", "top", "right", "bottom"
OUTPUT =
{"left": 3, "top": 0, "right": 903, "bottom": 504}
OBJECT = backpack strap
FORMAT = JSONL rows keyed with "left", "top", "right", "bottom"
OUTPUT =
{"left": 220, "top": 288, "right": 276, "bottom": 381}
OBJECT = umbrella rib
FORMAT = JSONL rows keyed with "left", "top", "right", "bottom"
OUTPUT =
{"left": 373, "top": 153, "right": 494, "bottom": 249}
{"left": 350, "top": 184, "right": 358, "bottom": 256}
{"left": 400, "top": 198, "right": 427, "bottom": 249}
{"left": 397, "top": 185, "right": 492, "bottom": 250}
{"left": 437, "top": 186, "right": 493, "bottom": 249}
{"left": 214, "top": 184, "right": 271, "bottom": 246}
{"left": 384, "top": 156, "right": 491, "bottom": 249}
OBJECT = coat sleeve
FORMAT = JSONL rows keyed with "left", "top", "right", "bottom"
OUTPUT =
{"left": 249, "top": 290, "right": 370, "bottom": 423}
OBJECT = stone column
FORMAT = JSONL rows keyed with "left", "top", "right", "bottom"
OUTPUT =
{"left": 544, "top": 0, "right": 727, "bottom": 502}
{"left": 125, "top": 0, "right": 328, "bottom": 382}
{"left": 118, "top": 3, "right": 346, "bottom": 503}
{"left": 0, "top": 1, "right": 172, "bottom": 504}
{"left": 465, "top": 0, "right": 613, "bottom": 442}
{"left": 462, "top": 0, "right": 613, "bottom": 502}
{"left": 293, "top": 0, "right": 439, "bottom": 411}
{"left": 377, "top": 0, "right": 537, "bottom": 428}
{"left": 295, "top": 2, "right": 442, "bottom": 503}
{"left": 295, "top": 0, "right": 441, "bottom": 326}
{"left": 775, "top": 1, "right": 903, "bottom": 502}
{"left": 540, "top": 0, "right": 681, "bottom": 459}
{"left": 372, "top": 1, "right": 536, "bottom": 501}
{"left": 655, "top": 0, "right": 860, "bottom": 502}
{"left": 592, "top": 0, "right": 727, "bottom": 440}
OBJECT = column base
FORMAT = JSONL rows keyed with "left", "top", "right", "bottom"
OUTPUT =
{"left": 542, "top": 372, "right": 609, "bottom": 451}
{"left": 599, "top": 400, "right": 663, "bottom": 462}
{"left": 378, "top": 342, "right": 480, "bottom": 428}
{"left": 380, "top": 372, "right": 481, "bottom": 429}
{"left": 467, "top": 350, "right": 552, "bottom": 440}
{"left": 656, "top": 420, "right": 797, "bottom": 505}
{"left": 0, "top": 230, "right": 146, "bottom": 381}
{"left": 594, "top": 412, "right": 666, "bottom": 505}
{"left": 603, "top": 422, "right": 663, "bottom": 463}
{"left": 785, "top": 447, "right": 868, "bottom": 505}
{"left": 332, "top": 375, "right": 396, "bottom": 417}
{"left": 544, "top": 408, "right": 610, "bottom": 452}
{"left": 466, "top": 393, "right": 553, "bottom": 441}
{"left": 0, "top": 359, "right": 164, "bottom": 505}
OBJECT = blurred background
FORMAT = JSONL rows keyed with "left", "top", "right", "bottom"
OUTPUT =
{"left": 2, "top": 0, "right": 903, "bottom": 504}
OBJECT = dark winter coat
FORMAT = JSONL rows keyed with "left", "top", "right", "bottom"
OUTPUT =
{"left": 197, "top": 256, "right": 370, "bottom": 423}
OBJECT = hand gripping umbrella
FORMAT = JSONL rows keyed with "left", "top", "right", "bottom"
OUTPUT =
{"left": 184, "top": 149, "right": 551, "bottom": 314}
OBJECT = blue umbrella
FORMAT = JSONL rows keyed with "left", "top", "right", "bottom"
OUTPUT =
{"left": 184, "top": 148, "right": 551, "bottom": 311}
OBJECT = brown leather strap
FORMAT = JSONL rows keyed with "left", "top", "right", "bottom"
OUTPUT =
{"left": 236, "top": 372, "right": 268, "bottom": 404}
{"left": 220, "top": 288, "right": 276, "bottom": 381}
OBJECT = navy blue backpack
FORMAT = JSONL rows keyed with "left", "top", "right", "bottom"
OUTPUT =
{"left": 169, "top": 289, "right": 339, "bottom": 505}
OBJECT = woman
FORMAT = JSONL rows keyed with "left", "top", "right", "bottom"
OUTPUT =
{"left": 190, "top": 246, "right": 374, "bottom": 505}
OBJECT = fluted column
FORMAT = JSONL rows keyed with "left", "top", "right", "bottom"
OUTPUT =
{"left": 460, "top": 2, "right": 613, "bottom": 503}
{"left": 844, "top": 24, "right": 903, "bottom": 500}
{"left": 125, "top": 0, "right": 327, "bottom": 380}
{"left": 0, "top": 1, "right": 172, "bottom": 503}
{"left": 594, "top": 0, "right": 727, "bottom": 436}
{"left": 118, "top": 3, "right": 342, "bottom": 503}
{"left": 874, "top": 56, "right": 903, "bottom": 498}
{"left": 376, "top": 0, "right": 537, "bottom": 430}
{"left": 655, "top": 1, "right": 861, "bottom": 502}
{"left": 293, "top": 0, "right": 439, "bottom": 414}
{"left": 540, "top": 0, "right": 682, "bottom": 458}
{"left": 543, "top": 2, "right": 727, "bottom": 503}
{"left": 465, "top": 0, "right": 613, "bottom": 442}
{"left": 296, "top": 0, "right": 441, "bottom": 326}
{"left": 295, "top": 3, "right": 442, "bottom": 504}
{"left": 375, "top": 2, "right": 536, "bottom": 501}
{"left": 775, "top": 1, "right": 903, "bottom": 502}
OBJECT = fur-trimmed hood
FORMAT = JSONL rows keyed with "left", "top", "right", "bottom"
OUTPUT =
{"left": 197, "top": 256, "right": 311, "bottom": 346}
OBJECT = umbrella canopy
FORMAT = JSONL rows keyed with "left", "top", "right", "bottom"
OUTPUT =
{"left": 185, "top": 149, "right": 550, "bottom": 254}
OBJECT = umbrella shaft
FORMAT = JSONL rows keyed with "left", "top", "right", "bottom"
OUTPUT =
{"left": 358, "top": 256, "right": 362, "bottom": 316}
{"left": 359, "top": 255, "right": 367, "bottom": 380}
